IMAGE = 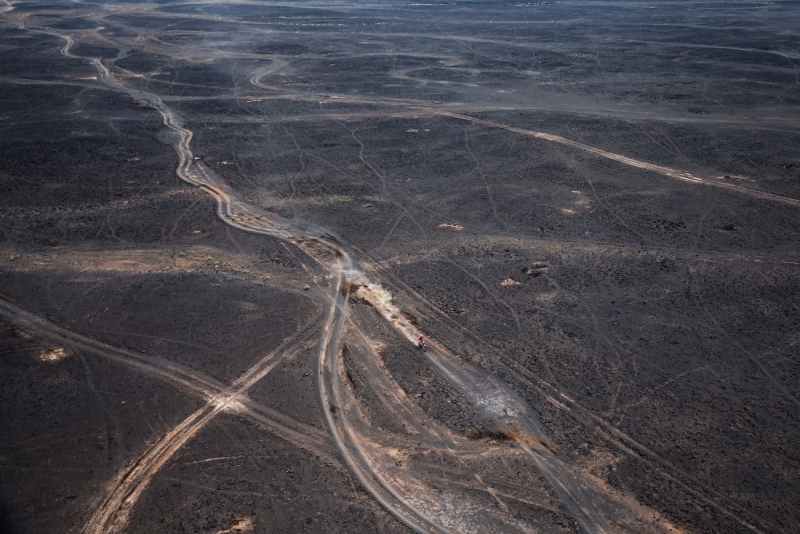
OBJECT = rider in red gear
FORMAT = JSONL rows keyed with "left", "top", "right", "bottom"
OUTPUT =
{"left": 417, "top": 334, "right": 426, "bottom": 349}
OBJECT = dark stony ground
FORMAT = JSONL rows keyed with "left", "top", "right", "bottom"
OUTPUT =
{"left": 1, "top": 0, "right": 799, "bottom": 533}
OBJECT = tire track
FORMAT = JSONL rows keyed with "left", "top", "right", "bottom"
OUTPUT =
{"left": 435, "top": 111, "right": 800, "bottom": 208}
{"left": 248, "top": 59, "right": 290, "bottom": 90}
{"left": 0, "top": 296, "right": 334, "bottom": 461}
{"left": 83, "top": 328, "right": 314, "bottom": 534}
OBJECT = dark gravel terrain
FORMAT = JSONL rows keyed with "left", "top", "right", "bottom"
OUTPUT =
{"left": 1, "top": 1, "right": 799, "bottom": 533}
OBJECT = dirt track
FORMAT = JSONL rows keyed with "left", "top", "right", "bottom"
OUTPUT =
{"left": 1, "top": 1, "right": 799, "bottom": 533}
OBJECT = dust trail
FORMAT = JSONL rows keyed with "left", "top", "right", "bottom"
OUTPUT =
{"left": 38, "top": 29, "right": 678, "bottom": 533}
{"left": 343, "top": 267, "right": 418, "bottom": 342}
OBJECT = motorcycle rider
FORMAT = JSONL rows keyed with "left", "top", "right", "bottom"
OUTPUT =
{"left": 417, "top": 334, "right": 426, "bottom": 349}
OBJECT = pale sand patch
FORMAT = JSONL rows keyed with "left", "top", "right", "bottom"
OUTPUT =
{"left": 40, "top": 348, "right": 69, "bottom": 363}
{"left": 215, "top": 517, "right": 254, "bottom": 533}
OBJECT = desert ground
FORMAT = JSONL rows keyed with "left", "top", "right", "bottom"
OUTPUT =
{"left": 1, "top": 0, "right": 799, "bottom": 532}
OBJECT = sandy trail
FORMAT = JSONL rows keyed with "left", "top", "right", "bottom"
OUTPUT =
{"left": 433, "top": 111, "right": 800, "bottom": 208}
{"left": 83, "top": 325, "right": 317, "bottom": 534}
{"left": 0, "top": 297, "right": 337, "bottom": 459}
{"left": 248, "top": 59, "right": 290, "bottom": 90}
